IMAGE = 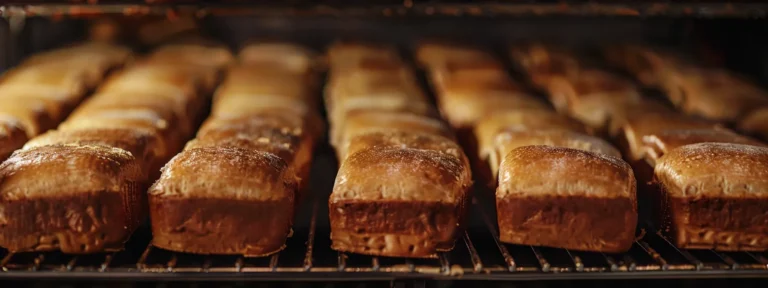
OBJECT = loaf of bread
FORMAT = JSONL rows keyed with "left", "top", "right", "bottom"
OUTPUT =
{"left": 541, "top": 69, "right": 642, "bottom": 131}
{"left": 508, "top": 43, "right": 580, "bottom": 88}
{"left": 328, "top": 43, "right": 472, "bottom": 257}
{"left": 0, "top": 145, "right": 145, "bottom": 253}
{"left": 654, "top": 143, "right": 768, "bottom": 251}
{"left": 496, "top": 146, "right": 637, "bottom": 252}
{"left": 0, "top": 43, "right": 221, "bottom": 253}
{"left": 661, "top": 68, "right": 768, "bottom": 123}
{"left": 604, "top": 45, "right": 768, "bottom": 123}
{"left": 150, "top": 147, "right": 298, "bottom": 256}
{"left": 330, "top": 131, "right": 472, "bottom": 257}
{"left": 149, "top": 43, "right": 318, "bottom": 256}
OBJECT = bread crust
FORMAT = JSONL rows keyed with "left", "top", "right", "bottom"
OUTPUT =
{"left": 654, "top": 143, "right": 768, "bottom": 251}
{"left": 149, "top": 147, "right": 297, "bottom": 256}
{"left": 496, "top": 146, "right": 637, "bottom": 252}
{"left": 0, "top": 145, "right": 145, "bottom": 253}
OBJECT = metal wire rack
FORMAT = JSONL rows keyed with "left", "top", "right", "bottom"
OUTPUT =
{"left": 0, "top": 151, "right": 767, "bottom": 281}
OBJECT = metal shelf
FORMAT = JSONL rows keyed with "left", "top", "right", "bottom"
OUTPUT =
{"left": 1, "top": 1, "right": 768, "bottom": 18}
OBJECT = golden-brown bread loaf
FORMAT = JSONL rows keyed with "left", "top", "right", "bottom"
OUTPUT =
{"left": 0, "top": 144, "right": 145, "bottom": 253}
{"left": 508, "top": 43, "right": 580, "bottom": 87}
{"left": 149, "top": 147, "right": 298, "bottom": 256}
{"left": 329, "top": 131, "right": 472, "bottom": 258}
{"left": 149, "top": 44, "right": 318, "bottom": 256}
{"left": 542, "top": 69, "right": 642, "bottom": 131}
{"left": 415, "top": 41, "right": 497, "bottom": 69}
{"left": 487, "top": 130, "right": 621, "bottom": 180}
{"left": 496, "top": 145, "right": 637, "bottom": 252}
{"left": 654, "top": 143, "right": 768, "bottom": 251}
{"left": 438, "top": 90, "right": 549, "bottom": 130}
{"left": 660, "top": 68, "right": 768, "bottom": 123}
{"left": 0, "top": 117, "right": 29, "bottom": 162}
{"left": 330, "top": 111, "right": 454, "bottom": 159}
{"left": 607, "top": 99, "right": 675, "bottom": 137}
{"left": 602, "top": 44, "right": 689, "bottom": 88}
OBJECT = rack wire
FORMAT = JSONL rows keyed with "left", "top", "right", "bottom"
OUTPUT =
{"left": 2, "top": 1, "right": 768, "bottom": 18}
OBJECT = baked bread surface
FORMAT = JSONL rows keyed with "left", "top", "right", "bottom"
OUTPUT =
{"left": 654, "top": 143, "right": 768, "bottom": 251}
{"left": 0, "top": 145, "right": 145, "bottom": 253}
{"left": 496, "top": 145, "right": 637, "bottom": 252}
{"left": 329, "top": 132, "right": 472, "bottom": 258}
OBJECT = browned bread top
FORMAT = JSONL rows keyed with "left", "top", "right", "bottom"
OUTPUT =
{"left": 149, "top": 147, "right": 297, "bottom": 201}
{"left": 439, "top": 93, "right": 549, "bottom": 129}
{"left": 98, "top": 64, "right": 203, "bottom": 98}
{"left": 655, "top": 143, "right": 768, "bottom": 198}
{"left": 330, "top": 144, "right": 472, "bottom": 203}
{"left": 341, "top": 131, "right": 466, "bottom": 165}
{"left": 509, "top": 43, "right": 580, "bottom": 77}
{"left": 239, "top": 42, "right": 317, "bottom": 74}
{"left": 187, "top": 118, "right": 304, "bottom": 163}
{"left": 216, "top": 66, "right": 314, "bottom": 104}
{"left": 0, "top": 144, "right": 142, "bottom": 201}
{"left": 498, "top": 146, "right": 634, "bottom": 199}
{"left": 643, "top": 129, "right": 765, "bottom": 166}
{"left": 24, "top": 128, "right": 164, "bottom": 171}
{"left": 331, "top": 111, "right": 454, "bottom": 152}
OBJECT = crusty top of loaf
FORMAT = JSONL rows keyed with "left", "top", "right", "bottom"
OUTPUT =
{"left": 188, "top": 118, "right": 305, "bottom": 164}
{"left": 475, "top": 110, "right": 587, "bottom": 157}
{"left": 654, "top": 143, "right": 768, "bottom": 198}
{"left": 439, "top": 92, "right": 550, "bottom": 128}
{"left": 340, "top": 131, "right": 467, "bottom": 164}
{"left": 331, "top": 111, "right": 453, "bottom": 151}
{"left": 0, "top": 144, "right": 142, "bottom": 201}
{"left": 216, "top": 66, "right": 313, "bottom": 103}
{"left": 330, "top": 146, "right": 472, "bottom": 203}
{"left": 239, "top": 42, "right": 317, "bottom": 74}
{"left": 24, "top": 128, "right": 164, "bottom": 168}
{"left": 149, "top": 147, "right": 297, "bottom": 201}
{"left": 607, "top": 100, "right": 674, "bottom": 137}
{"left": 620, "top": 113, "right": 717, "bottom": 161}
{"left": 327, "top": 42, "right": 401, "bottom": 69}
{"left": 643, "top": 129, "right": 764, "bottom": 165}
{"left": 497, "top": 146, "right": 635, "bottom": 199}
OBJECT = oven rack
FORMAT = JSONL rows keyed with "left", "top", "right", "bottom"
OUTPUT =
{"left": 1, "top": 152, "right": 767, "bottom": 281}
{"left": 2, "top": 1, "right": 768, "bottom": 18}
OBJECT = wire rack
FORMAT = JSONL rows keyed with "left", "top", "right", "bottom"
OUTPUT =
{"left": 2, "top": 1, "right": 768, "bottom": 18}
{"left": 0, "top": 152, "right": 767, "bottom": 281}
